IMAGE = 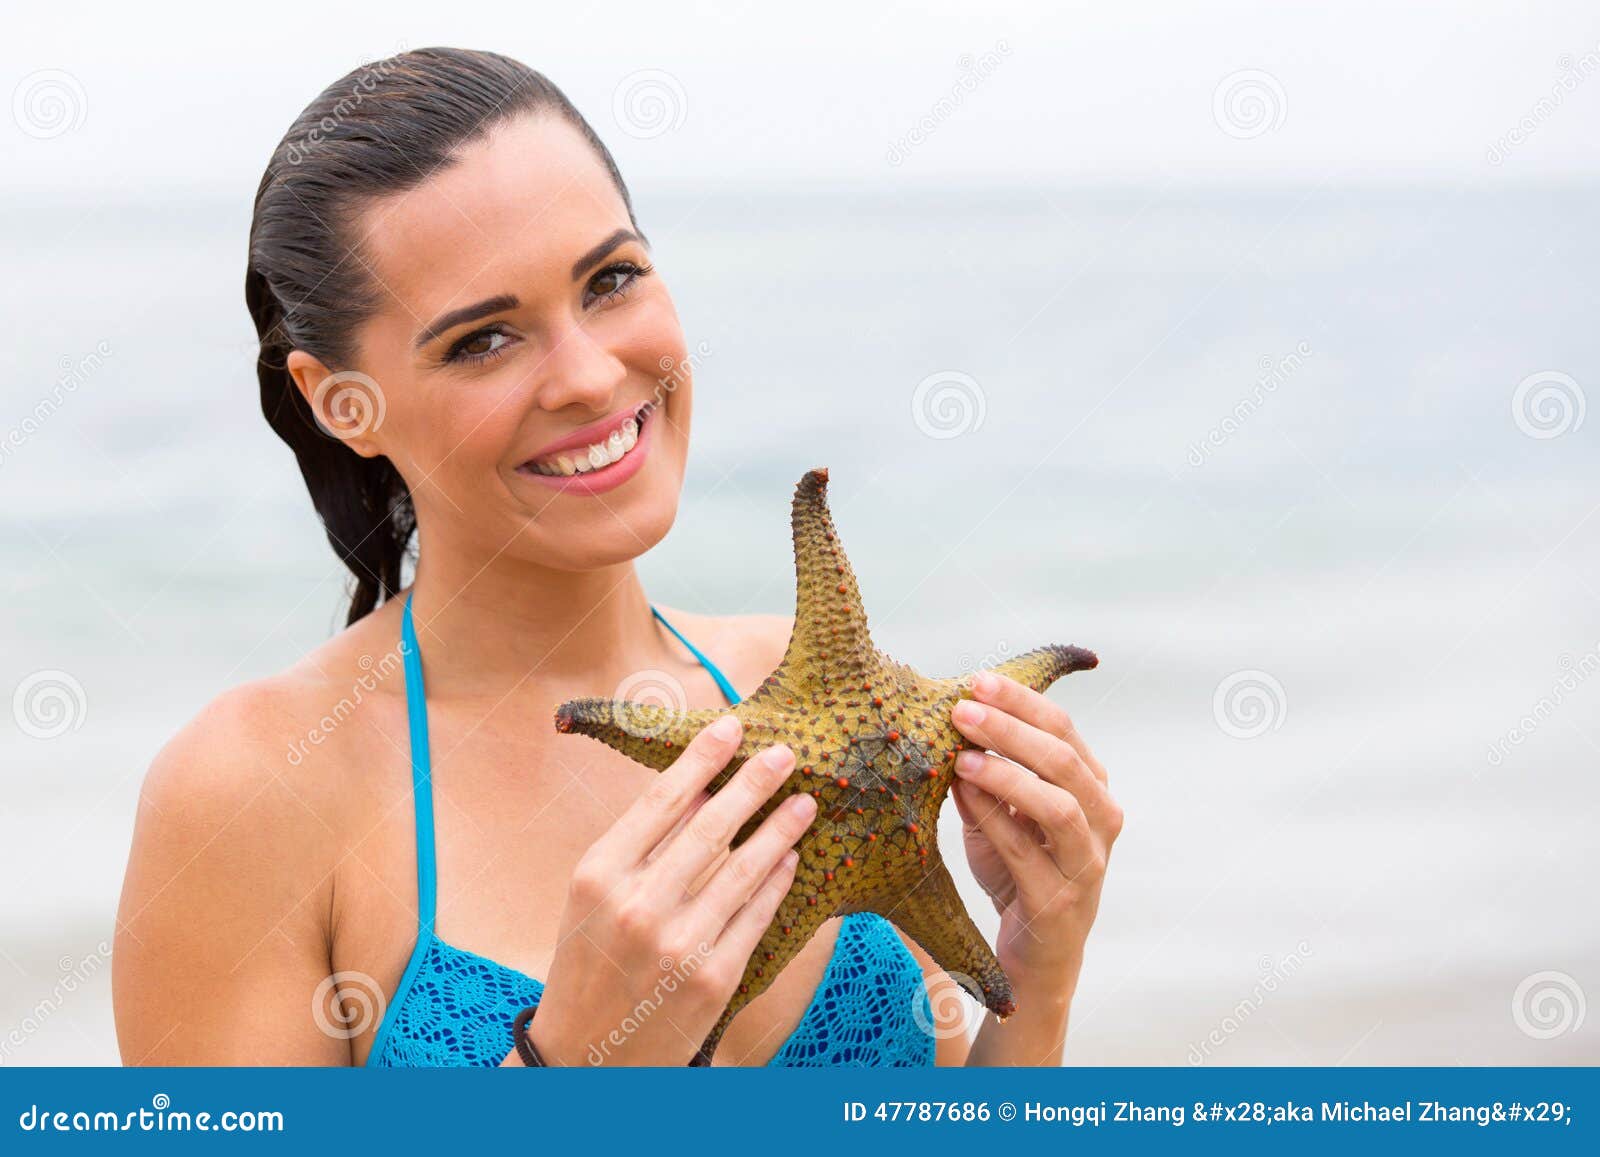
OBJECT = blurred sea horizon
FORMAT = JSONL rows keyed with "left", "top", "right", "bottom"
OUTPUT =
{"left": 2, "top": 182, "right": 1596, "bottom": 1065}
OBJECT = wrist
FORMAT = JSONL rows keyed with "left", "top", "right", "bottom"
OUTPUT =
{"left": 513, "top": 1003, "right": 580, "bottom": 1067}
{"left": 1004, "top": 959, "right": 1080, "bottom": 1017}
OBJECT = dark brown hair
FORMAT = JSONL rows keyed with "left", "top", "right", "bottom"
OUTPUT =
{"left": 246, "top": 47, "right": 638, "bottom": 625}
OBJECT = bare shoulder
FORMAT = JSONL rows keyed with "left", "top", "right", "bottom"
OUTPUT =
{"left": 116, "top": 603, "right": 407, "bottom": 1064}
{"left": 132, "top": 600, "right": 407, "bottom": 873}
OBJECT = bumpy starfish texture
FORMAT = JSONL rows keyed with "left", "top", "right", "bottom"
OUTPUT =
{"left": 554, "top": 467, "right": 1096, "bottom": 1065}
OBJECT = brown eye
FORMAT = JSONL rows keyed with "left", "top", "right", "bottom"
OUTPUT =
{"left": 587, "top": 261, "right": 653, "bottom": 306}
{"left": 593, "top": 269, "right": 624, "bottom": 295}
{"left": 444, "top": 327, "right": 513, "bottom": 365}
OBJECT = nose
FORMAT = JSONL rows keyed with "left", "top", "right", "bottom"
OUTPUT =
{"left": 528, "top": 315, "right": 629, "bottom": 415}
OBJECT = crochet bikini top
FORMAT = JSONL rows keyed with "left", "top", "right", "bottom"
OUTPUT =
{"left": 365, "top": 595, "right": 936, "bottom": 1067}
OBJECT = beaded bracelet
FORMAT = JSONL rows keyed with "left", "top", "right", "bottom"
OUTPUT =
{"left": 514, "top": 1003, "right": 714, "bottom": 1066}
{"left": 511, "top": 1005, "right": 547, "bottom": 1067}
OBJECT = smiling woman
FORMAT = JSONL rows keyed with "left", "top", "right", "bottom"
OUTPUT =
{"left": 111, "top": 46, "right": 1118, "bottom": 1071}
{"left": 246, "top": 55, "right": 691, "bottom": 621}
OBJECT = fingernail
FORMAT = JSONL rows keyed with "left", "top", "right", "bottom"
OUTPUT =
{"left": 783, "top": 849, "right": 800, "bottom": 868}
{"left": 973, "top": 671, "right": 998, "bottom": 696}
{"left": 761, "top": 744, "right": 794, "bottom": 770}
{"left": 711, "top": 715, "right": 741, "bottom": 740}
{"left": 955, "top": 749, "right": 984, "bottom": 776}
{"left": 784, "top": 792, "right": 816, "bottom": 818}
{"left": 954, "top": 700, "right": 985, "bottom": 727}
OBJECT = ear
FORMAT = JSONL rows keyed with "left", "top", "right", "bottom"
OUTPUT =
{"left": 286, "top": 349, "right": 388, "bottom": 458}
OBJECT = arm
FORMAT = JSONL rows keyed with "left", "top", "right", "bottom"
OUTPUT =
{"left": 897, "top": 907, "right": 1073, "bottom": 1066}
{"left": 114, "top": 688, "right": 349, "bottom": 1065}
{"left": 963, "top": 960, "right": 1076, "bottom": 1067}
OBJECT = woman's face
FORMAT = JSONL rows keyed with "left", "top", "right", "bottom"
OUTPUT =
{"left": 323, "top": 112, "right": 691, "bottom": 573}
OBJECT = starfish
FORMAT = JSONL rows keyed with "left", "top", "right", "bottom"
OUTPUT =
{"left": 554, "top": 467, "right": 1096, "bottom": 1064}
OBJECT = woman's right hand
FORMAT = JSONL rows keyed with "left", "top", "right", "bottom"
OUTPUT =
{"left": 518, "top": 713, "right": 816, "bottom": 1065}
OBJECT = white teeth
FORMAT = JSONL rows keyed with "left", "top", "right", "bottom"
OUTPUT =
{"left": 527, "top": 405, "right": 651, "bottom": 476}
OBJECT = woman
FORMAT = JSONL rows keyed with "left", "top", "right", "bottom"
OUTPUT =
{"left": 112, "top": 47, "right": 1122, "bottom": 1068}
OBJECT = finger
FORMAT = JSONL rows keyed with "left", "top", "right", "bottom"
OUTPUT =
{"left": 596, "top": 713, "right": 747, "bottom": 866}
{"left": 953, "top": 780, "right": 1059, "bottom": 908}
{"left": 952, "top": 695, "right": 1110, "bottom": 823}
{"left": 645, "top": 742, "right": 797, "bottom": 897}
{"left": 949, "top": 770, "right": 982, "bottom": 836}
{"left": 954, "top": 749, "right": 1098, "bottom": 880}
{"left": 642, "top": 791, "right": 713, "bottom": 866}
{"left": 971, "top": 670, "right": 1108, "bottom": 784}
{"left": 688, "top": 790, "right": 817, "bottom": 929}
{"left": 714, "top": 847, "right": 800, "bottom": 964}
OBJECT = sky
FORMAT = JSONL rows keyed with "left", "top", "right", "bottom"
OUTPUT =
{"left": 3, "top": 0, "right": 1598, "bottom": 199}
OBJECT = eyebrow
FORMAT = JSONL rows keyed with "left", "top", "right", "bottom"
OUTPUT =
{"left": 412, "top": 228, "right": 650, "bottom": 350}
{"left": 570, "top": 227, "right": 647, "bottom": 280}
{"left": 413, "top": 293, "right": 520, "bottom": 350}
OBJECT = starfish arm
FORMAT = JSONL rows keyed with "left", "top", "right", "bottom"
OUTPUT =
{"left": 694, "top": 846, "right": 845, "bottom": 1065}
{"left": 882, "top": 858, "right": 1015, "bottom": 1018}
{"left": 553, "top": 699, "right": 726, "bottom": 773}
{"left": 984, "top": 643, "right": 1099, "bottom": 695}
{"left": 775, "top": 467, "right": 874, "bottom": 689}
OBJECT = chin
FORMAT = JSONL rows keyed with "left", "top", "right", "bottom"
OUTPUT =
{"left": 518, "top": 452, "right": 685, "bottom": 572}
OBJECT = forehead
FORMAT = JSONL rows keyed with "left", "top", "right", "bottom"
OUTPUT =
{"left": 354, "top": 113, "right": 631, "bottom": 318}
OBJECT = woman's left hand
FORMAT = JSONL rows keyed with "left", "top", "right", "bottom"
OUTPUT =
{"left": 949, "top": 670, "right": 1122, "bottom": 989}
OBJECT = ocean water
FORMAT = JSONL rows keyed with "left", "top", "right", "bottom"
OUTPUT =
{"left": 1, "top": 185, "right": 1596, "bottom": 1065}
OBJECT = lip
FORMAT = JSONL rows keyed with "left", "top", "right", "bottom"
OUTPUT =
{"left": 525, "top": 402, "right": 649, "bottom": 461}
{"left": 514, "top": 400, "right": 655, "bottom": 497}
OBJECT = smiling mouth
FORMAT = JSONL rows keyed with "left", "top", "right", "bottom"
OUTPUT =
{"left": 520, "top": 401, "right": 657, "bottom": 477}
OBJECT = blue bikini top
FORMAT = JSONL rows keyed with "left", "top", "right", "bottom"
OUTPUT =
{"left": 364, "top": 594, "right": 936, "bottom": 1067}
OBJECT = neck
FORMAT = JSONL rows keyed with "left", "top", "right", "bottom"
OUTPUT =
{"left": 403, "top": 549, "right": 668, "bottom": 700}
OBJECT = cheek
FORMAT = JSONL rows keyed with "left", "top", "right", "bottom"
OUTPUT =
{"left": 389, "top": 376, "right": 520, "bottom": 490}
{"left": 613, "top": 293, "right": 687, "bottom": 378}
